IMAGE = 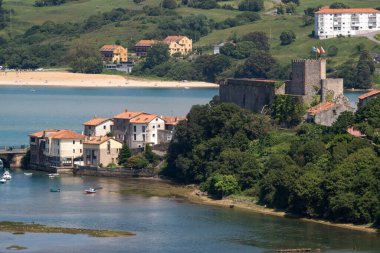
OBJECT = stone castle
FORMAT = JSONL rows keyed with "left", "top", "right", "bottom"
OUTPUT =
{"left": 220, "top": 59, "right": 353, "bottom": 126}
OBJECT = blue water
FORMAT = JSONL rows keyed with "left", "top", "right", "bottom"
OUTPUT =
{"left": 0, "top": 170, "right": 379, "bottom": 253}
{"left": 0, "top": 87, "right": 218, "bottom": 146}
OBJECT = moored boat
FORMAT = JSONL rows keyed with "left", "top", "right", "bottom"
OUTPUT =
{"left": 50, "top": 188, "right": 60, "bottom": 192}
{"left": 84, "top": 188, "right": 96, "bottom": 194}
{"left": 0, "top": 177, "right": 6, "bottom": 183}
{"left": 24, "top": 172, "right": 33, "bottom": 176}
{"left": 3, "top": 171, "right": 11, "bottom": 180}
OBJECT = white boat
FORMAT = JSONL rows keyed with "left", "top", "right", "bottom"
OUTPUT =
{"left": 84, "top": 188, "right": 96, "bottom": 194}
{"left": 3, "top": 171, "right": 11, "bottom": 180}
{"left": 24, "top": 172, "right": 33, "bottom": 176}
{"left": 0, "top": 178, "right": 6, "bottom": 183}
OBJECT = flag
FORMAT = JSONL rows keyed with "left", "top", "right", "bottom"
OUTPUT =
{"left": 320, "top": 47, "right": 325, "bottom": 54}
{"left": 311, "top": 46, "right": 317, "bottom": 53}
{"left": 316, "top": 48, "right": 321, "bottom": 54}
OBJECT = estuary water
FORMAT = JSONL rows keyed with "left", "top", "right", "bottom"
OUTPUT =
{"left": 0, "top": 86, "right": 218, "bottom": 146}
{"left": 0, "top": 170, "right": 379, "bottom": 253}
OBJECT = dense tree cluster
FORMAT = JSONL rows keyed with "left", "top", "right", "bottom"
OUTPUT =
{"left": 0, "top": 0, "right": 9, "bottom": 30}
{"left": 163, "top": 97, "right": 380, "bottom": 226}
{"left": 329, "top": 2, "right": 350, "bottom": 9}
{"left": 280, "top": 30, "right": 296, "bottom": 45}
{"left": 238, "top": 0, "right": 264, "bottom": 12}
{"left": 34, "top": 0, "right": 74, "bottom": 7}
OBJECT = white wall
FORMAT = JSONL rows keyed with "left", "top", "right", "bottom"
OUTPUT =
{"left": 130, "top": 117, "right": 165, "bottom": 148}
{"left": 84, "top": 120, "right": 113, "bottom": 136}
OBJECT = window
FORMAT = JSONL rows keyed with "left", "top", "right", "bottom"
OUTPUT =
{"left": 142, "top": 126, "right": 146, "bottom": 132}
{"left": 158, "top": 124, "right": 160, "bottom": 128}
{"left": 143, "top": 134, "right": 146, "bottom": 142}
{"left": 80, "top": 149, "right": 82, "bottom": 153}
{"left": 133, "top": 126, "right": 136, "bottom": 132}
{"left": 153, "top": 134, "right": 155, "bottom": 137}
{"left": 103, "top": 125, "right": 106, "bottom": 130}
{"left": 73, "top": 140, "right": 75, "bottom": 145}
{"left": 73, "top": 149, "right": 75, "bottom": 153}
{"left": 156, "top": 118, "right": 158, "bottom": 121}
{"left": 153, "top": 125, "right": 155, "bottom": 129}
{"left": 107, "top": 141, "right": 111, "bottom": 154}
{"left": 134, "top": 134, "right": 136, "bottom": 141}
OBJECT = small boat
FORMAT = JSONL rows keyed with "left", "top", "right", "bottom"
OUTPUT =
{"left": 24, "top": 172, "right": 33, "bottom": 176}
{"left": 50, "top": 188, "right": 60, "bottom": 192}
{"left": 84, "top": 188, "right": 96, "bottom": 194}
{"left": 0, "top": 178, "right": 6, "bottom": 184}
{"left": 3, "top": 171, "right": 11, "bottom": 180}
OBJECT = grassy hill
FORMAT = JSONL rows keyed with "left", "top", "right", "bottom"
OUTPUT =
{"left": 2, "top": 0, "right": 380, "bottom": 75}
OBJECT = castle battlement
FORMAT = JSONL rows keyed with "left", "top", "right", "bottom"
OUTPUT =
{"left": 292, "top": 59, "right": 326, "bottom": 63}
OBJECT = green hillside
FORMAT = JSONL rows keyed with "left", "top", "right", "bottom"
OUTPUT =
{"left": 1, "top": 0, "right": 380, "bottom": 76}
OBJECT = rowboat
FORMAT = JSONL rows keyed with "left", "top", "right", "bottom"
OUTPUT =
{"left": 0, "top": 178, "right": 6, "bottom": 184}
{"left": 84, "top": 188, "right": 96, "bottom": 194}
{"left": 24, "top": 172, "right": 33, "bottom": 176}
{"left": 50, "top": 188, "right": 60, "bottom": 192}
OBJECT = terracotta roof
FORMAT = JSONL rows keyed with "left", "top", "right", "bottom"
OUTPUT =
{"left": 315, "top": 8, "right": 380, "bottom": 14}
{"left": 100, "top": 45, "right": 121, "bottom": 52}
{"left": 130, "top": 113, "right": 159, "bottom": 124}
{"left": 163, "top": 36, "right": 186, "bottom": 43}
{"left": 114, "top": 111, "right": 143, "bottom": 120}
{"left": 162, "top": 116, "right": 186, "bottom": 125}
{"left": 29, "top": 129, "right": 59, "bottom": 138}
{"left": 84, "top": 136, "right": 122, "bottom": 145}
{"left": 358, "top": 89, "right": 380, "bottom": 100}
{"left": 306, "top": 102, "right": 337, "bottom": 116}
{"left": 135, "top": 40, "right": 159, "bottom": 47}
{"left": 347, "top": 127, "right": 366, "bottom": 138}
{"left": 49, "top": 130, "right": 85, "bottom": 140}
{"left": 83, "top": 117, "right": 111, "bottom": 126}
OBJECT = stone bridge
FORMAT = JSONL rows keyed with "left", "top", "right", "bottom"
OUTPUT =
{"left": 0, "top": 146, "right": 28, "bottom": 168}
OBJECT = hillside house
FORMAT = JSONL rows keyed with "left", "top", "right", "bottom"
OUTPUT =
{"left": 305, "top": 102, "right": 353, "bottom": 126}
{"left": 357, "top": 89, "right": 380, "bottom": 108}
{"left": 163, "top": 36, "right": 192, "bottom": 55}
{"left": 83, "top": 117, "right": 113, "bottom": 137}
{"left": 83, "top": 136, "right": 123, "bottom": 167}
{"left": 100, "top": 45, "right": 128, "bottom": 63}
{"left": 135, "top": 40, "right": 160, "bottom": 57}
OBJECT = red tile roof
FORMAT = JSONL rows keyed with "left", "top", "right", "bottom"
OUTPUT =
{"left": 49, "top": 130, "right": 85, "bottom": 140}
{"left": 306, "top": 102, "right": 337, "bottom": 116}
{"left": 347, "top": 127, "right": 366, "bottom": 138}
{"left": 100, "top": 45, "right": 122, "bottom": 52}
{"left": 315, "top": 8, "right": 380, "bottom": 14}
{"left": 163, "top": 36, "right": 186, "bottom": 43}
{"left": 358, "top": 89, "right": 380, "bottom": 100}
{"left": 29, "top": 129, "right": 59, "bottom": 138}
{"left": 114, "top": 111, "right": 143, "bottom": 120}
{"left": 162, "top": 116, "right": 186, "bottom": 125}
{"left": 135, "top": 40, "right": 159, "bottom": 47}
{"left": 83, "top": 117, "right": 111, "bottom": 126}
{"left": 130, "top": 113, "right": 159, "bottom": 124}
{"left": 84, "top": 136, "right": 122, "bottom": 145}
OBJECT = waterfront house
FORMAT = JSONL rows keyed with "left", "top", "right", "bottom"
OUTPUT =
{"left": 83, "top": 136, "right": 123, "bottom": 167}
{"left": 112, "top": 110, "right": 143, "bottom": 144}
{"left": 100, "top": 45, "right": 128, "bottom": 63}
{"left": 29, "top": 129, "right": 59, "bottom": 167}
{"left": 158, "top": 116, "right": 186, "bottom": 143}
{"left": 43, "top": 129, "right": 85, "bottom": 167}
{"left": 357, "top": 89, "right": 380, "bottom": 108}
{"left": 135, "top": 40, "right": 160, "bottom": 57}
{"left": 129, "top": 113, "right": 165, "bottom": 149}
{"left": 83, "top": 117, "right": 113, "bottom": 137}
{"left": 163, "top": 36, "right": 192, "bottom": 55}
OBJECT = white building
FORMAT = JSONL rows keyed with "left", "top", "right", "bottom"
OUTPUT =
{"left": 315, "top": 8, "right": 380, "bottom": 39}
{"left": 83, "top": 117, "right": 113, "bottom": 137}
{"left": 44, "top": 129, "right": 85, "bottom": 167}
{"left": 129, "top": 113, "right": 165, "bottom": 149}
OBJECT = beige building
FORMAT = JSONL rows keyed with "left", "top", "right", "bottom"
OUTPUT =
{"left": 100, "top": 45, "right": 128, "bottom": 63}
{"left": 163, "top": 36, "right": 192, "bottom": 55}
{"left": 43, "top": 129, "right": 85, "bottom": 167}
{"left": 83, "top": 136, "right": 123, "bottom": 167}
{"left": 83, "top": 117, "right": 113, "bottom": 137}
{"left": 135, "top": 40, "right": 160, "bottom": 57}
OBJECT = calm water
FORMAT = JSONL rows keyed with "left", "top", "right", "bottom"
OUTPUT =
{"left": 0, "top": 86, "right": 218, "bottom": 146}
{"left": 0, "top": 170, "right": 379, "bottom": 253}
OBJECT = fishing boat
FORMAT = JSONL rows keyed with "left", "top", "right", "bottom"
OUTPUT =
{"left": 0, "top": 178, "right": 6, "bottom": 184}
{"left": 24, "top": 172, "right": 33, "bottom": 176}
{"left": 50, "top": 188, "right": 60, "bottom": 192}
{"left": 84, "top": 188, "right": 96, "bottom": 194}
{"left": 3, "top": 171, "right": 11, "bottom": 180}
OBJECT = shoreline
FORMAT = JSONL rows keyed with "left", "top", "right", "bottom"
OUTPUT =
{"left": 0, "top": 71, "right": 218, "bottom": 89}
{"left": 182, "top": 188, "right": 378, "bottom": 234}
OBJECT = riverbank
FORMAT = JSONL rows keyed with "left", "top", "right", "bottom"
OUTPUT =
{"left": 0, "top": 71, "right": 218, "bottom": 88}
{"left": 183, "top": 189, "right": 378, "bottom": 234}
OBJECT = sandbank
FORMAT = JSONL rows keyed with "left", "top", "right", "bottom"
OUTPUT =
{"left": 0, "top": 71, "right": 218, "bottom": 88}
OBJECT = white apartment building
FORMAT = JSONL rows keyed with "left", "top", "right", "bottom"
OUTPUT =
{"left": 129, "top": 113, "right": 165, "bottom": 149}
{"left": 83, "top": 117, "right": 113, "bottom": 137}
{"left": 44, "top": 129, "right": 85, "bottom": 167}
{"left": 315, "top": 8, "right": 380, "bottom": 39}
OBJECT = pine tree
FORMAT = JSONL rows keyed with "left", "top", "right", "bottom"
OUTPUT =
{"left": 118, "top": 144, "right": 132, "bottom": 166}
{"left": 356, "top": 52, "right": 373, "bottom": 89}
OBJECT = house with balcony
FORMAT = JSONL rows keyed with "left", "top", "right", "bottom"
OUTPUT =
{"left": 163, "top": 36, "right": 192, "bottom": 55}
{"left": 129, "top": 113, "right": 165, "bottom": 149}
{"left": 83, "top": 117, "right": 113, "bottom": 137}
{"left": 135, "top": 40, "right": 160, "bottom": 57}
{"left": 315, "top": 8, "right": 380, "bottom": 39}
{"left": 83, "top": 136, "right": 123, "bottom": 167}
{"left": 100, "top": 45, "right": 128, "bottom": 63}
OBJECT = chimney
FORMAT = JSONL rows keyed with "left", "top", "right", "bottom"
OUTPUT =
{"left": 125, "top": 108, "right": 128, "bottom": 112}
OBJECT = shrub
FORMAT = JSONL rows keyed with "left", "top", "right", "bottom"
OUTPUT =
{"left": 280, "top": 30, "right": 296, "bottom": 45}
{"left": 162, "top": 0, "right": 177, "bottom": 9}
{"left": 238, "top": 0, "right": 264, "bottom": 12}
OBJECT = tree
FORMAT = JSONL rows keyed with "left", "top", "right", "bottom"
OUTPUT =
{"left": 195, "top": 54, "right": 231, "bottom": 82}
{"left": 204, "top": 174, "right": 240, "bottom": 199}
{"left": 329, "top": 2, "right": 350, "bottom": 9}
{"left": 68, "top": 44, "right": 103, "bottom": 74}
{"left": 162, "top": 0, "right": 177, "bottom": 9}
{"left": 127, "top": 155, "right": 149, "bottom": 169}
{"left": 241, "top": 31, "right": 269, "bottom": 51}
{"left": 331, "top": 111, "right": 355, "bottom": 134}
{"left": 144, "top": 144, "right": 157, "bottom": 163}
{"left": 282, "top": 0, "right": 299, "bottom": 5}
{"left": 118, "top": 144, "right": 132, "bottom": 166}
{"left": 144, "top": 43, "right": 170, "bottom": 69}
{"left": 280, "top": 31, "right": 296, "bottom": 45}
{"left": 327, "top": 45, "right": 339, "bottom": 57}
{"left": 238, "top": 0, "right": 264, "bottom": 12}
{"left": 235, "top": 51, "right": 277, "bottom": 79}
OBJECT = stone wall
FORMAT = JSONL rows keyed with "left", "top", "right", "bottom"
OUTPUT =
{"left": 220, "top": 79, "right": 286, "bottom": 113}
{"left": 321, "top": 78, "right": 344, "bottom": 102}
{"left": 306, "top": 104, "right": 354, "bottom": 126}
{"left": 74, "top": 167, "right": 155, "bottom": 177}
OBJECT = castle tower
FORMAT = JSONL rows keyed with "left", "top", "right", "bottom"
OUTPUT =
{"left": 287, "top": 59, "right": 326, "bottom": 104}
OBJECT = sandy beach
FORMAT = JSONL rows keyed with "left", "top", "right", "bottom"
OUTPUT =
{"left": 0, "top": 71, "right": 218, "bottom": 88}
